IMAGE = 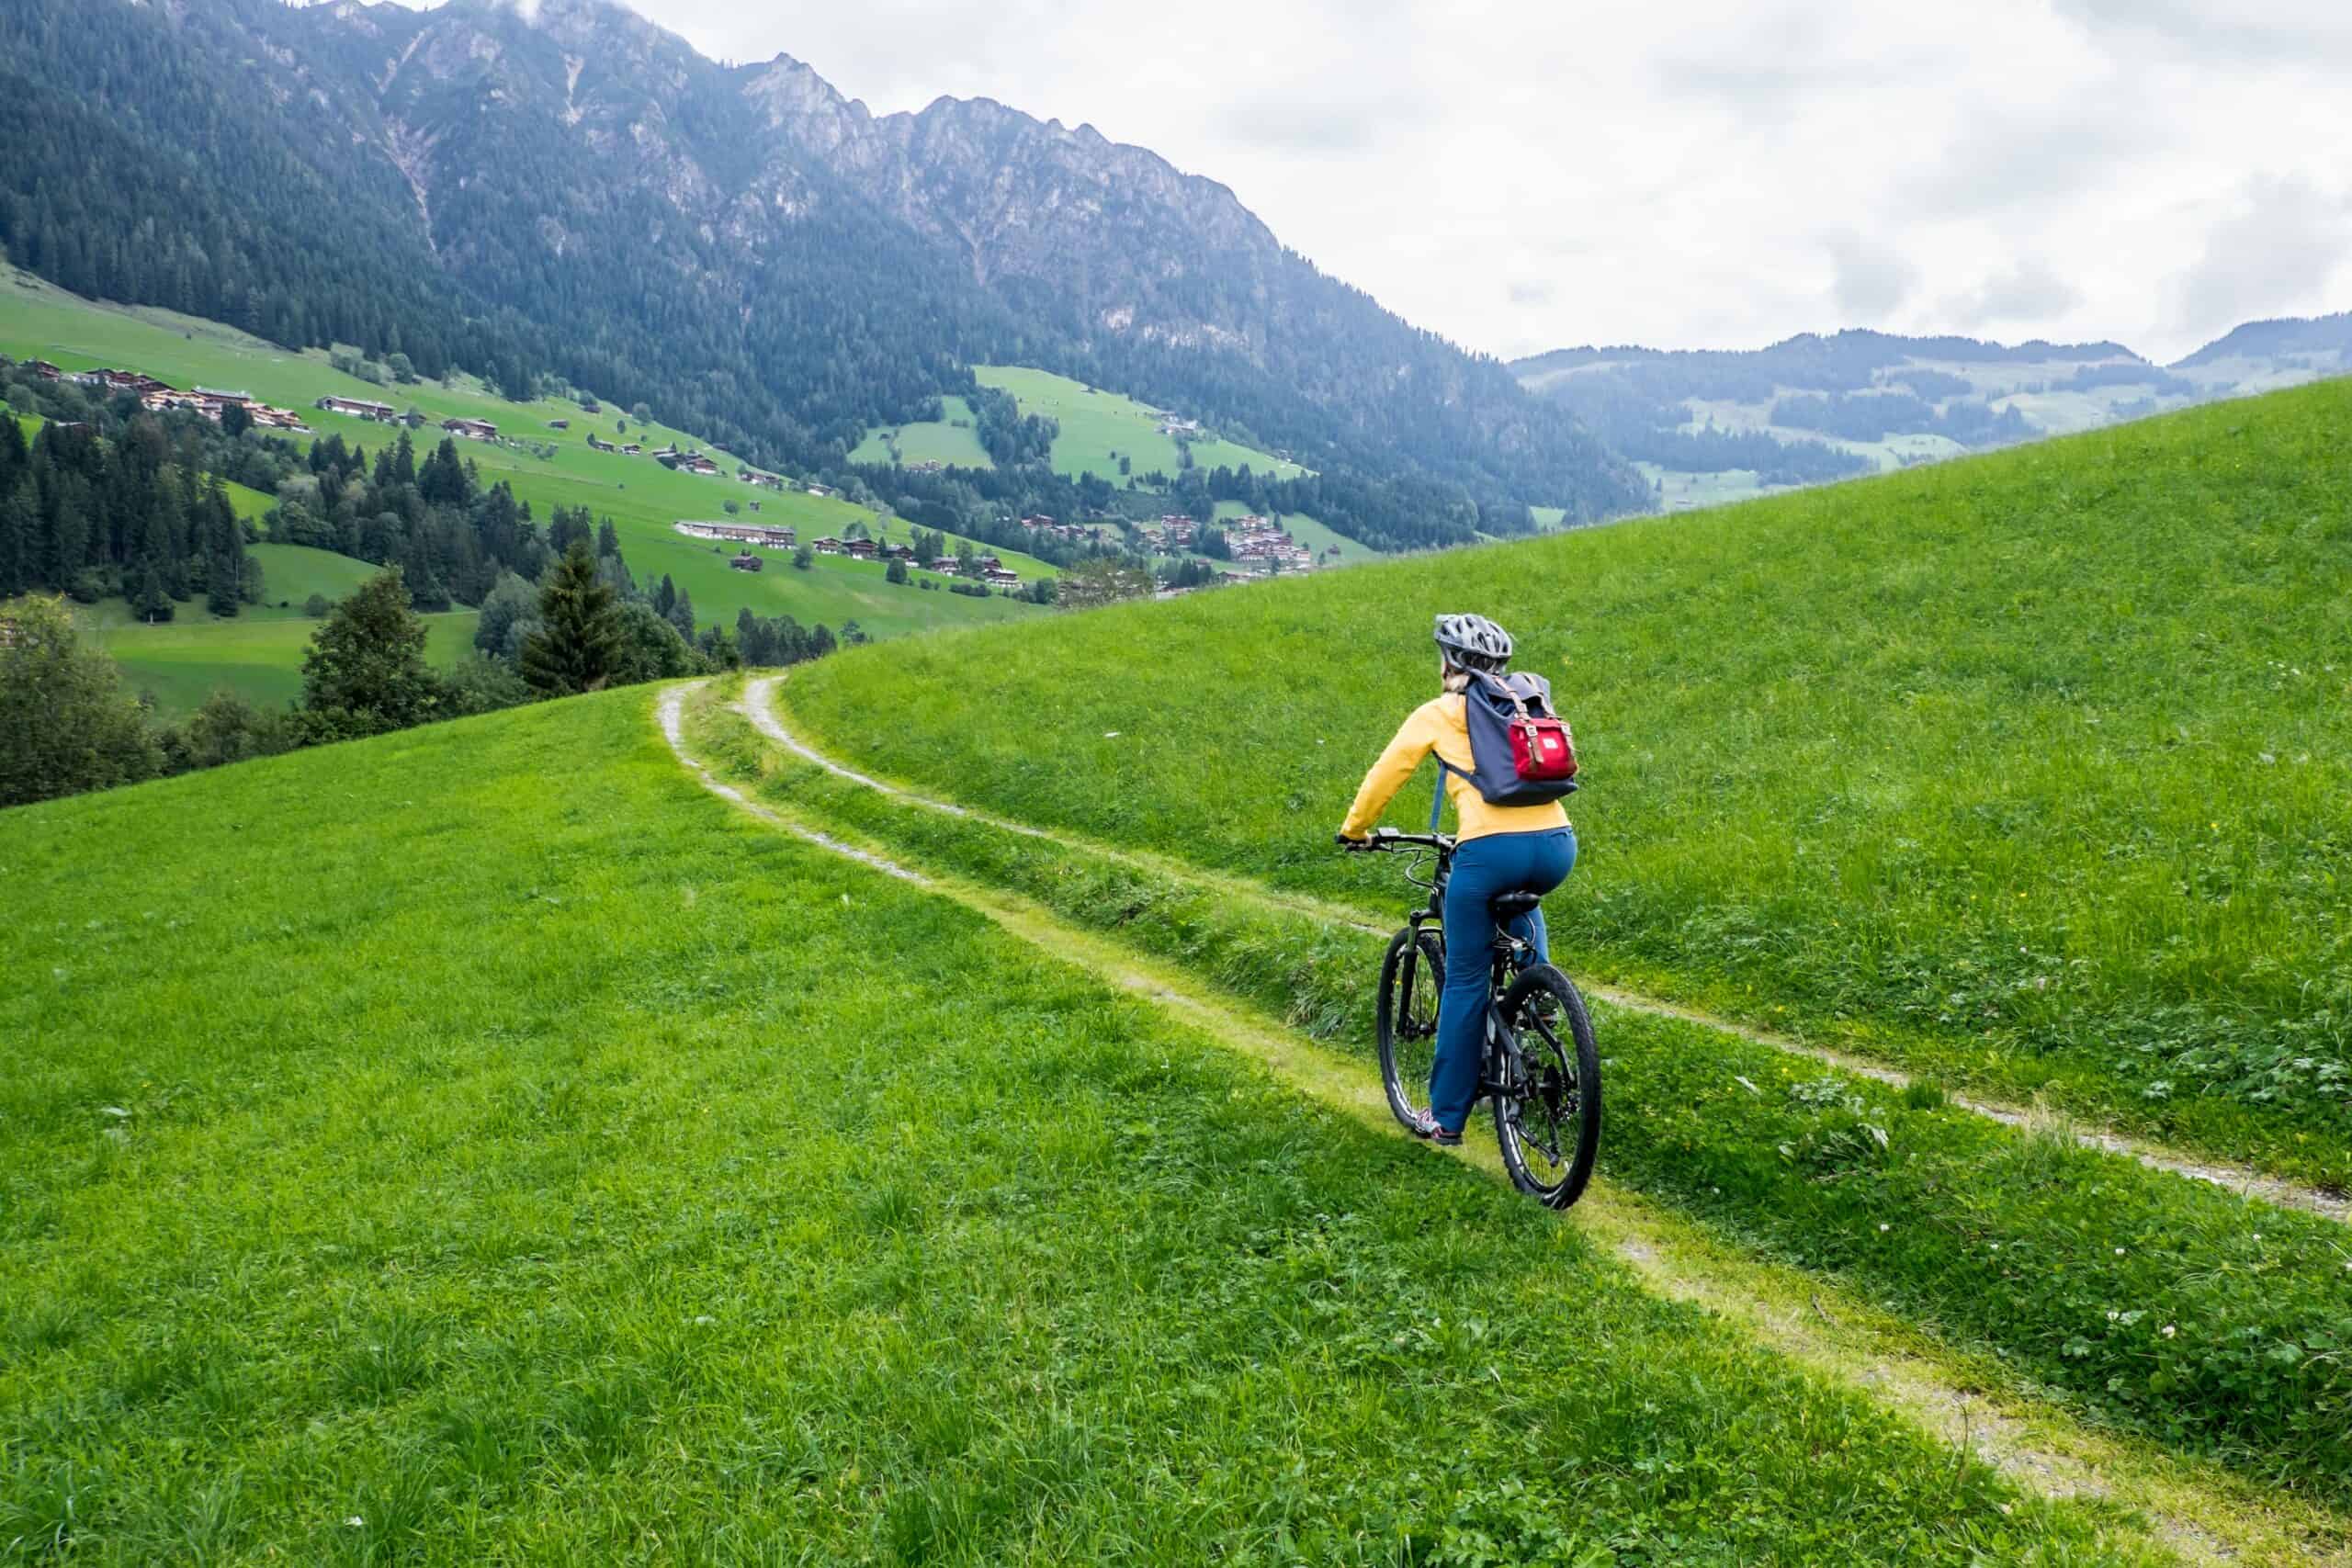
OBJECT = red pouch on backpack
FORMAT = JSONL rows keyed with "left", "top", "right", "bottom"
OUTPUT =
{"left": 1509, "top": 715, "right": 1577, "bottom": 783}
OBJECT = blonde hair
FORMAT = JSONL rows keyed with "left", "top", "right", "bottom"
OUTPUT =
{"left": 1441, "top": 660, "right": 1475, "bottom": 694}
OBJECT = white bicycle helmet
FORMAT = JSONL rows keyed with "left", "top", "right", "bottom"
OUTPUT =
{"left": 1434, "top": 612, "right": 1512, "bottom": 671}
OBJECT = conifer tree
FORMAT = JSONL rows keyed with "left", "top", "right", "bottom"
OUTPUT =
{"left": 520, "top": 541, "right": 621, "bottom": 695}
{"left": 300, "top": 568, "right": 443, "bottom": 738}
{"left": 666, "top": 586, "right": 695, "bottom": 640}
{"left": 204, "top": 480, "right": 243, "bottom": 617}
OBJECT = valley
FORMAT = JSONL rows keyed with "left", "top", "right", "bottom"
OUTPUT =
{"left": 6, "top": 0, "right": 2352, "bottom": 1558}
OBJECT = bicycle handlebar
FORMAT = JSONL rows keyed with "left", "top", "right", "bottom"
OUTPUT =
{"left": 1336, "top": 828, "right": 1454, "bottom": 853}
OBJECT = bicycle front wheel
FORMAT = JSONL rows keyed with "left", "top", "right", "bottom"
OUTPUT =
{"left": 1494, "top": 964, "right": 1601, "bottom": 1209}
{"left": 1375, "top": 926, "right": 1444, "bottom": 1132}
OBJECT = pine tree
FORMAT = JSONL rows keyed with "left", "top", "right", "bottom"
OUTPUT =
{"left": 0, "top": 479, "right": 31, "bottom": 597}
{"left": 520, "top": 541, "right": 621, "bottom": 695}
{"left": 300, "top": 568, "right": 443, "bottom": 738}
{"left": 654, "top": 573, "right": 676, "bottom": 616}
{"left": 204, "top": 480, "right": 243, "bottom": 617}
{"left": 666, "top": 588, "right": 695, "bottom": 640}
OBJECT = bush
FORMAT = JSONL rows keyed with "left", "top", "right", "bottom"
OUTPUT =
{"left": 303, "top": 592, "right": 331, "bottom": 618}
{"left": 0, "top": 594, "right": 163, "bottom": 806}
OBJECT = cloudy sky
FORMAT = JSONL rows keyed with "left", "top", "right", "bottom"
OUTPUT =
{"left": 568, "top": 0, "right": 2349, "bottom": 362}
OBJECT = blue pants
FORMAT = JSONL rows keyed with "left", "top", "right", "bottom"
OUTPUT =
{"left": 1432, "top": 827, "right": 1577, "bottom": 1133}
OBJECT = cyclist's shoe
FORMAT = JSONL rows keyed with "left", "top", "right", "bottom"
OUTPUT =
{"left": 1405, "top": 1109, "right": 1464, "bottom": 1146}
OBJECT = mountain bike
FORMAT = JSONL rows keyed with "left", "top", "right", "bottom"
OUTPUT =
{"left": 1344, "top": 827, "right": 1600, "bottom": 1209}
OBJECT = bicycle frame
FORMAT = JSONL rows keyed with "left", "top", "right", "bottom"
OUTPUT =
{"left": 1371, "top": 829, "right": 1539, "bottom": 1093}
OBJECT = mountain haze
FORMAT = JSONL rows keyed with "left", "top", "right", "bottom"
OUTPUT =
{"left": 0, "top": 0, "right": 1645, "bottom": 528}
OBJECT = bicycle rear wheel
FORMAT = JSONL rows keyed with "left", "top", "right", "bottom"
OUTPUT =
{"left": 1375, "top": 926, "right": 1444, "bottom": 1131}
{"left": 1494, "top": 964, "right": 1601, "bottom": 1209}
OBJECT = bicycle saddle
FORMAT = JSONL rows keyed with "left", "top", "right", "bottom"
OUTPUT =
{"left": 1490, "top": 890, "right": 1544, "bottom": 919}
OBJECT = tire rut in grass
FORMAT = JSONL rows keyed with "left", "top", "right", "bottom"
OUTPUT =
{"left": 665, "top": 680, "right": 2349, "bottom": 1568}
{"left": 743, "top": 675, "right": 2351, "bottom": 1229}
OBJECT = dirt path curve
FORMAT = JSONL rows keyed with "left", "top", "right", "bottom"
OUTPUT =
{"left": 740, "top": 675, "right": 2350, "bottom": 1228}
{"left": 661, "top": 681, "right": 2347, "bottom": 1568}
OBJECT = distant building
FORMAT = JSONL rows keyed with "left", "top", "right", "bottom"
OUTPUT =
{"left": 674, "top": 521, "right": 795, "bottom": 547}
{"left": 729, "top": 552, "right": 763, "bottom": 572}
{"left": 548, "top": 419, "right": 571, "bottom": 430}
{"left": 844, "top": 537, "right": 876, "bottom": 558}
{"left": 812, "top": 537, "right": 844, "bottom": 555}
{"left": 981, "top": 567, "right": 1021, "bottom": 587}
{"left": 443, "top": 417, "right": 498, "bottom": 440}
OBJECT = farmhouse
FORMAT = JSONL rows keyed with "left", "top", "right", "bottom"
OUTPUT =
{"left": 674, "top": 521, "right": 795, "bottom": 547}
{"left": 881, "top": 543, "right": 916, "bottom": 561}
{"left": 548, "top": 419, "right": 571, "bottom": 430}
{"left": 443, "top": 417, "right": 498, "bottom": 440}
{"left": 981, "top": 567, "right": 1021, "bottom": 587}
{"left": 620, "top": 443, "right": 642, "bottom": 456}
{"left": 24, "top": 360, "right": 63, "bottom": 380}
{"left": 844, "top": 537, "right": 876, "bottom": 558}
{"left": 812, "top": 537, "right": 844, "bottom": 555}
{"left": 927, "top": 557, "right": 959, "bottom": 574}
{"left": 586, "top": 434, "right": 616, "bottom": 452}
{"left": 72, "top": 367, "right": 175, "bottom": 395}
{"left": 729, "top": 552, "right": 763, "bottom": 572}
{"left": 805, "top": 483, "right": 835, "bottom": 499}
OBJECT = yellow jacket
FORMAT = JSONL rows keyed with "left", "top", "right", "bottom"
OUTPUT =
{"left": 1340, "top": 694, "right": 1571, "bottom": 842}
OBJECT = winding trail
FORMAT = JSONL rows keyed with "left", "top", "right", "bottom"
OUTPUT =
{"left": 740, "top": 675, "right": 2351, "bottom": 1228}
{"left": 659, "top": 680, "right": 2348, "bottom": 1567}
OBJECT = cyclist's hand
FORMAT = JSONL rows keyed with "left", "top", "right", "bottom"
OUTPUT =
{"left": 1335, "top": 832, "right": 1371, "bottom": 852}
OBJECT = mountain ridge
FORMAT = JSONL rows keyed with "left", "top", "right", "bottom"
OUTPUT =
{"left": 0, "top": 0, "right": 1646, "bottom": 532}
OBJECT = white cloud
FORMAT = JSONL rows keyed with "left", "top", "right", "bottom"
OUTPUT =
{"left": 1939, "top": 261, "right": 2086, "bottom": 333}
{"left": 398, "top": 0, "right": 2352, "bottom": 362}
{"left": 2167, "top": 175, "right": 2352, "bottom": 347}
{"left": 1824, "top": 231, "right": 1919, "bottom": 321}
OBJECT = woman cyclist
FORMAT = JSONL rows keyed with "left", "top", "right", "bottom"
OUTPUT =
{"left": 1336, "top": 614, "right": 1577, "bottom": 1145}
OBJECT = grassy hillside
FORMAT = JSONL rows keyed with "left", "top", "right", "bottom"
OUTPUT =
{"left": 0, "top": 267, "right": 1045, "bottom": 634}
{"left": 851, "top": 394, "right": 994, "bottom": 468}
{"left": 0, "top": 691, "right": 2150, "bottom": 1563}
{"left": 974, "top": 366, "right": 1309, "bottom": 483}
{"left": 85, "top": 609, "right": 478, "bottom": 716}
{"left": 783, "top": 378, "right": 2352, "bottom": 1184}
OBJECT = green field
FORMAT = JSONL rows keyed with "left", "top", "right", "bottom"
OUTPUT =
{"left": 0, "top": 267, "right": 1044, "bottom": 637}
{"left": 243, "top": 544, "right": 385, "bottom": 615}
{"left": 0, "top": 688, "right": 2190, "bottom": 1563}
{"left": 974, "top": 365, "right": 1309, "bottom": 484}
{"left": 86, "top": 608, "right": 478, "bottom": 716}
{"left": 702, "top": 676, "right": 2352, "bottom": 1517}
{"left": 851, "top": 394, "right": 994, "bottom": 468}
{"left": 784, "top": 378, "right": 2352, "bottom": 1188}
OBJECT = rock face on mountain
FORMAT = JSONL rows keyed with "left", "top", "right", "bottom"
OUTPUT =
{"left": 0, "top": 0, "right": 1646, "bottom": 523}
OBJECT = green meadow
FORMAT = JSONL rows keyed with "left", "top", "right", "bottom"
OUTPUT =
{"left": 84, "top": 608, "right": 479, "bottom": 716}
{"left": 0, "top": 267, "right": 1046, "bottom": 637}
{"left": 696, "top": 682, "right": 2352, "bottom": 1510}
{"left": 783, "top": 378, "right": 2352, "bottom": 1185}
{"left": 973, "top": 365, "right": 1309, "bottom": 483}
{"left": 851, "top": 394, "right": 995, "bottom": 468}
{"left": 0, "top": 690, "right": 2172, "bottom": 1565}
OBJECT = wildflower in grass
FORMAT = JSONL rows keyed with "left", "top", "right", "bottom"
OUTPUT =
{"left": 2162, "top": 1325, "right": 2177, "bottom": 1338}
{"left": 1879, "top": 1223, "right": 1891, "bottom": 1233}
{"left": 2115, "top": 1247, "right": 2126, "bottom": 1256}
